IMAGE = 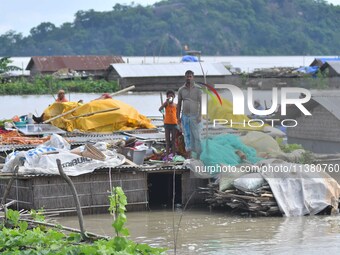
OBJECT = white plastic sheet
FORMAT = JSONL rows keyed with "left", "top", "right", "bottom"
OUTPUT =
{"left": 2, "top": 134, "right": 125, "bottom": 176}
{"left": 259, "top": 159, "right": 340, "bottom": 216}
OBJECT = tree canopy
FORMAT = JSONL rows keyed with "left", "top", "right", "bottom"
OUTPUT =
{"left": 1, "top": 0, "right": 339, "bottom": 56}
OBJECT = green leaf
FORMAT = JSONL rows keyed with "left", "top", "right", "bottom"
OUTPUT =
{"left": 18, "top": 221, "right": 28, "bottom": 232}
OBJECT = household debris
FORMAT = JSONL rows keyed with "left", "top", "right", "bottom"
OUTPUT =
{"left": 202, "top": 159, "right": 340, "bottom": 217}
{"left": 2, "top": 134, "right": 125, "bottom": 176}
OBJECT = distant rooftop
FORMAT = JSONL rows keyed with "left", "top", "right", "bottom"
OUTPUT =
{"left": 110, "top": 62, "right": 231, "bottom": 78}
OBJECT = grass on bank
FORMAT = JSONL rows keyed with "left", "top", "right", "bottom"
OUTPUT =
{"left": 0, "top": 75, "right": 118, "bottom": 95}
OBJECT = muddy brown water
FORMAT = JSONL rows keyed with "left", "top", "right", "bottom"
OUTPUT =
{"left": 3, "top": 92, "right": 340, "bottom": 254}
{"left": 2, "top": 90, "right": 338, "bottom": 120}
{"left": 57, "top": 208, "right": 340, "bottom": 255}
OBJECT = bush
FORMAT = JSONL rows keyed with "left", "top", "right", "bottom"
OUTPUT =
{"left": 0, "top": 75, "right": 118, "bottom": 95}
{"left": 0, "top": 187, "right": 166, "bottom": 254}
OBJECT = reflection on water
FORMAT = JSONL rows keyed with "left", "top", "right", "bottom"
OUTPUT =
{"left": 2, "top": 90, "right": 339, "bottom": 120}
{"left": 57, "top": 209, "right": 340, "bottom": 255}
{"left": 0, "top": 92, "right": 162, "bottom": 119}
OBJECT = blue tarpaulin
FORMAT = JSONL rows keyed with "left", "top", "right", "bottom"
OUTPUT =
{"left": 296, "top": 66, "right": 319, "bottom": 74}
{"left": 181, "top": 55, "right": 198, "bottom": 62}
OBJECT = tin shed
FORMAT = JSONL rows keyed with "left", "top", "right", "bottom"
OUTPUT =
{"left": 107, "top": 62, "right": 231, "bottom": 91}
{"left": 26, "top": 55, "right": 124, "bottom": 78}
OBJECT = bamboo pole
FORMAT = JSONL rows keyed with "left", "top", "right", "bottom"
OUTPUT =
{"left": 1, "top": 165, "right": 19, "bottom": 222}
{"left": 109, "top": 85, "right": 135, "bottom": 97}
{"left": 43, "top": 105, "right": 83, "bottom": 124}
{"left": 21, "top": 219, "right": 109, "bottom": 239}
{"left": 160, "top": 92, "right": 164, "bottom": 119}
{"left": 56, "top": 159, "right": 87, "bottom": 240}
{"left": 68, "top": 107, "right": 119, "bottom": 120}
{"left": 1, "top": 165, "right": 19, "bottom": 206}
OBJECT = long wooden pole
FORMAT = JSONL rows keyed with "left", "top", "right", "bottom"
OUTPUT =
{"left": 21, "top": 219, "right": 108, "bottom": 239}
{"left": 43, "top": 105, "right": 83, "bottom": 124}
{"left": 1, "top": 165, "right": 19, "bottom": 223}
{"left": 160, "top": 92, "right": 164, "bottom": 119}
{"left": 68, "top": 107, "right": 119, "bottom": 120}
{"left": 109, "top": 85, "right": 135, "bottom": 97}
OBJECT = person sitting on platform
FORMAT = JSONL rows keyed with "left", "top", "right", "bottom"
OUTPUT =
{"left": 56, "top": 89, "right": 68, "bottom": 102}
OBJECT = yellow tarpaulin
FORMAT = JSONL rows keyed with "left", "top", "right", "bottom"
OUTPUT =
{"left": 208, "top": 97, "right": 264, "bottom": 131}
{"left": 43, "top": 99, "right": 156, "bottom": 132}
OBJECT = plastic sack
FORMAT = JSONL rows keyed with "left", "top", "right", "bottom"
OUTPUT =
{"left": 22, "top": 150, "right": 125, "bottom": 176}
{"left": 2, "top": 151, "right": 26, "bottom": 172}
{"left": 240, "top": 131, "right": 284, "bottom": 158}
{"left": 218, "top": 166, "right": 248, "bottom": 191}
{"left": 1, "top": 135, "right": 126, "bottom": 176}
{"left": 43, "top": 133, "right": 70, "bottom": 150}
{"left": 233, "top": 173, "right": 265, "bottom": 192}
{"left": 263, "top": 126, "right": 286, "bottom": 138}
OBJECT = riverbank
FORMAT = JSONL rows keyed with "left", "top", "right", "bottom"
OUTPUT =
{"left": 0, "top": 76, "right": 118, "bottom": 95}
{"left": 2, "top": 73, "right": 339, "bottom": 96}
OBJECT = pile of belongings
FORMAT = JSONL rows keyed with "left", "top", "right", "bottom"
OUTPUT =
{"left": 188, "top": 131, "right": 340, "bottom": 217}
{"left": 2, "top": 134, "right": 125, "bottom": 176}
{"left": 109, "top": 137, "right": 185, "bottom": 165}
{"left": 201, "top": 159, "right": 340, "bottom": 217}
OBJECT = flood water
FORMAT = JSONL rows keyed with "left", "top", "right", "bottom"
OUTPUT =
{"left": 0, "top": 92, "right": 160, "bottom": 120}
{"left": 3, "top": 90, "right": 340, "bottom": 254}
{"left": 2, "top": 90, "right": 340, "bottom": 120}
{"left": 57, "top": 208, "right": 340, "bottom": 254}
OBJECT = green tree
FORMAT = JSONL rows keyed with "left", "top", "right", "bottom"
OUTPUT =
{"left": 1, "top": 0, "right": 340, "bottom": 56}
{"left": 0, "top": 57, "right": 21, "bottom": 75}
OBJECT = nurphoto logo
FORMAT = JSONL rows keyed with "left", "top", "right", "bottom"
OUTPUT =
{"left": 202, "top": 84, "right": 312, "bottom": 128}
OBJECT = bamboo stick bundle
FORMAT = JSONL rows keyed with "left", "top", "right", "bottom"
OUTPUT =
{"left": 203, "top": 181, "right": 281, "bottom": 216}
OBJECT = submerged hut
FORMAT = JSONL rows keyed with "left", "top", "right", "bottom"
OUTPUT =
{"left": 320, "top": 61, "right": 340, "bottom": 77}
{"left": 26, "top": 56, "right": 124, "bottom": 79}
{"left": 309, "top": 57, "right": 340, "bottom": 68}
{"left": 287, "top": 95, "right": 340, "bottom": 153}
{"left": 0, "top": 166, "right": 207, "bottom": 214}
{"left": 107, "top": 62, "right": 232, "bottom": 91}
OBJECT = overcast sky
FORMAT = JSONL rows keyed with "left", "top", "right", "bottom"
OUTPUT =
{"left": 1, "top": 0, "right": 339, "bottom": 36}
{"left": 0, "top": 0, "right": 159, "bottom": 36}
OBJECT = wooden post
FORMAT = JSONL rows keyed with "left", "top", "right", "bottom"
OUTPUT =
{"left": 56, "top": 159, "right": 87, "bottom": 240}
{"left": 1, "top": 165, "right": 19, "bottom": 223}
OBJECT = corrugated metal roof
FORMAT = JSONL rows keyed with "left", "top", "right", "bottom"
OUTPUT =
{"left": 312, "top": 95, "right": 340, "bottom": 120}
{"left": 110, "top": 62, "right": 231, "bottom": 78}
{"left": 310, "top": 57, "right": 340, "bottom": 66}
{"left": 26, "top": 56, "right": 124, "bottom": 71}
{"left": 8, "top": 57, "right": 30, "bottom": 76}
{"left": 322, "top": 61, "right": 340, "bottom": 74}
